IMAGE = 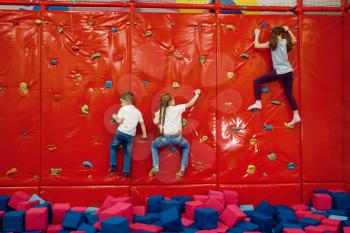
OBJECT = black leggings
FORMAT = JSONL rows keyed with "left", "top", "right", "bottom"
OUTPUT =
{"left": 253, "top": 70, "right": 298, "bottom": 111}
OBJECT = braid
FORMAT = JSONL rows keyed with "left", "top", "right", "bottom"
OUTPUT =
{"left": 158, "top": 93, "right": 173, "bottom": 136}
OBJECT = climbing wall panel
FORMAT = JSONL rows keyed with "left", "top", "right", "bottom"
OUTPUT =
{"left": 217, "top": 15, "right": 301, "bottom": 184}
{"left": 41, "top": 11, "right": 131, "bottom": 185}
{"left": 130, "top": 14, "right": 217, "bottom": 185}
{"left": 0, "top": 11, "right": 41, "bottom": 186}
{"left": 344, "top": 13, "right": 350, "bottom": 184}
{"left": 301, "top": 16, "right": 343, "bottom": 183}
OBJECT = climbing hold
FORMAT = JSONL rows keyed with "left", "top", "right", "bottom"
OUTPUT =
{"left": 88, "top": 175, "right": 92, "bottom": 179}
{"left": 6, "top": 168, "right": 17, "bottom": 176}
{"left": 21, "top": 131, "right": 27, "bottom": 137}
{"left": 52, "top": 95, "right": 61, "bottom": 102}
{"left": 211, "top": 23, "right": 217, "bottom": 28}
{"left": 71, "top": 45, "right": 80, "bottom": 51}
{"left": 56, "top": 26, "right": 64, "bottom": 33}
{"left": 232, "top": 127, "right": 239, "bottom": 132}
{"left": 111, "top": 27, "right": 117, "bottom": 33}
{"left": 50, "top": 59, "right": 57, "bottom": 65}
{"left": 227, "top": 72, "right": 234, "bottom": 79}
{"left": 271, "top": 100, "right": 282, "bottom": 105}
{"left": 172, "top": 82, "right": 180, "bottom": 89}
{"left": 19, "top": 82, "right": 29, "bottom": 95}
{"left": 182, "top": 118, "right": 188, "bottom": 127}
{"left": 13, "top": 21, "right": 18, "bottom": 26}
{"left": 81, "top": 104, "right": 89, "bottom": 115}
{"left": 82, "top": 161, "right": 93, "bottom": 168}
{"left": 199, "top": 55, "right": 206, "bottom": 64}
{"left": 142, "top": 80, "right": 149, "bottom": 86}
{"left": 267, "top": 153, "right": 277, "bottom": 160}
{"left": 249, "top": 138, "right": 257, "bottom": 145}
{"left": 91, "top": 53, "right": 101, "bottom": 60}
{"left": 293, "top": 25, "right": 300, "bottom": 29}
{"left": 263, "top": 124, "right": 273, "bottom": 131}
{"left": 74, "top": 74, "right": 82, "bottom": 81}
{"left": 105, "top": 80, "right": 112, "bottom": 89}
{"left": 169, "top": 22, "right": 175, "bottom": 27}
{"left": 261, "top": 86, "right": 270, "bottom": 93}
{"left": 48, "top": 144, "right": 57, "bottom": 152}
{"left": 0, "top": 86, "right": 3, "bottom": 93}
{"left": 225, "top": 24, "right": 235, "bottom": 30}
{"left": 170, "top": 147, "right": 177, "bottom": 153}
{"left": 87, "top": 19, "right": 95, "bottom": 26}
{"left": 260, "top": 22, "right": 267, "bottom": 29}
{"left": 88, "top": 88, "right": 94, "bottom": 93}
{"left": 35, "top": 19, "right": 42, "bottom": 25}
{"left": 126, "top": 21, "right": 131, "bottom": 25}
{"left": 173, "top": 51, "right": 184, "bottom": 60}
{"left": 246, "top": 165, "right": 256, "bottom": 175}
{"left": 195, "top": 25, "right": 200, "bottom": 30}
{"left": 240, "top": 53, "right": 250, "bottom": 60}
{"left": 284, "top": 122, "right": 295, "bottom": 129}
{"left": 262, "top": 172, "right": 267, "bottom": 177}
{"left": 288, "top": 162, "right": 296, "bottom": 171}
{"left": 133, "top": 22, "right": 138, "bottom": 26}
{"left": 50, "top": 168, "right": 62, "bottom": 176}
{"left": 145, "top": 31, "right": 152, "bottom": 37}
{"left": 33, "top": 175, "right": 39, "bottom": 180}
{"left": 200, "top": 136, "right": 208, "bottom": 142}
{"left": 225, "top": 102, "right": 232, "bottom": 108}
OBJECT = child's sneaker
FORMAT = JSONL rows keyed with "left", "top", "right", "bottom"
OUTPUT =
{"left": 148, "top": 166, "right": 159, "bottom": 177}
{"left": 176, "top": 170, "right": 185, "bottom": 178}
{"left": 123, "top": 172, "right": 129, "bottom": 177}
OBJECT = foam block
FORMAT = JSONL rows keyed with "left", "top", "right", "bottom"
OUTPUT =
{"left": 185, "top": 201, "right": 204, "bottom": 219}
{"left": 208, "top": 190, "right": 224, "bottom": 196}
{"left": 321, "top": 225, "right": 339, "bottom": 233}
{"left": 313, "top": 194, "right": 332, "bottom": 211}
{"left": 298, "top": 218, "right": 321, "bottom": 228}
{"left": 303, "top": 213, "right": 326, "bottom": 221}
{"left": 71, "top": 231, "right": 85, "bottom": 233}
{"left": 47, "top": 224, "right": 63, "bottom": 233}
{"left": 256, "top": 201, "right": 277, "bottom": 217}
{"left": 100, "top": 196, "right": 115, "bottom": 210}
{"left": 93, "top": 222, "right": 101, "bottom": 231}
{"left": 328, "top": 215, "right": 348, "bottom": 221}
{"left": 321, "top": 218, "right": 341, "bottom": 228}
{"left": 147, "top": 195, "right": 164, "bottom": 213}
{"left": 205, "top": 197, "right": 224, "bottom": 214}
{"left": 223, "top": 190, "right": 239, "bottom": 205}
{"left": 160, "top": 207, "right": 183, "bottom": 231}
{"left": 61, "top": 210, "right": 84, "bottom": 230}
{"left": 181, "top": 216, "right": 194, "bottom": 227}
{"left": 29, "top": 194, "right": 45, "bottom": 205}
{"left": 133, "top": 206, "right": 146, "bottom": 216}
{"left": 0, "top": 196, "right": 11, "bottom": 211}
{"left": 208, "top": 195, "right": 225, "bottom": 206}
{"left": 145, "top": 213, "right": 161, "bottom": 223}
{"left": 194, "top": 195, "right": 209, "bottom": 203}
{"left": 99, "top": 202, "right": 133, "bottom": 222}
{"left": 101, "top": 217, "right": 129, "bottom": 233}
{"left": 343, "top": 221, "right": 350, "bottom": 227}
{"left": 53, "top": 203, "right": 70, "bottom": 224}
{"left": 283, "top": 229, "right": 305, "bottom": 233}
{"left": 220, "top": 204, "right": 246, "bottom": 228}
{"left": 130, "top": 223, "right": 163, "bottom": 233}
{"left": 25, "top": 207, "right": 48, "bottom": 231}
{"left": 296, "top": 211, "right": 312, "bottom": 219}
{"left": 194, "top": 208, "right": 218, "bottom": 230}
{"left": 181, "top": 226, "right": 200, "bottom": 233}
{"left": 278, "top": 213, "right": 298, "bottom": 224}
{"left": 216, "top": 221, "right": 229, "bottom": 233}
{"left": 71, "top": 207, "right": 87, "bottom": 213}
{"left": 172, "top": 196, "right": 192, "bottom": 213}
{"left": 8, "top": 191, "right": 30, "bottom": 210}
{"left": 292, "top": 205, "right": 310, "bottom": 212}
{"left": 251, "top": 212, "right": 274, "bottom": 233}
{"left": 112, "top": 197, "right": 132, "bottom": 203}
{"left": 86, "top": 207, "right": 99, "bottom": 214}
{"left": 304, "top": 225, "right": 328, "bottom": 233}
{"left": 85, "top": 212, "right": 99, "bottom": 225}
{"left": 236, "top": 221, "right": 259, "bottom": 232}
{"left": 344, "top": 227, "right": 350, "bottom": 233}
{"left": 240, "top": 205, "right": 254, "bottom": 211}
{"left": 332, "top": 193, "right": 350, "bottom": 210}
{"left": 3, "top": 210, "right": 25, "bottom": 232}
{"left": 17, "top": 200, "right": 40, "bottom": 211}
{"left": 327, "top": 209, "right": 347, "bottom": 216}
{"left": 34, "top": 203, "right": 52, "bottom": 224}
{"left": 77, "top": 223, "right": 97, "bottom": 233}
{"left": 134, "top": 215, "right": 152, "bottom": 224}
{"left": 161, "top": 200, "right": 181, "bottom": 214}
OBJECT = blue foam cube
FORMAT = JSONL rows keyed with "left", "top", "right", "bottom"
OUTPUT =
{"left": 134, "top": 215, "right": 152, "bottom": 224}
{"left": 343, "top": 220, "right": 350, "bottom": 226}
{"left": 228, "top": 226, "right": 247, "bottom": 233}
{"left": 78, "top": 223, "right": 97, "bottom": 233}
{"left": 3, "top": 211, "right": 25, "bottom": 232}
{"left": 327, "top": 209, "right": 348, "bottom": 216}
{"left": 101, "top": 217, "right": 129, "bottom": 233}
{"left": 0, "top": 196, "right": 10, "bottom": 211}
{"left": 332, "top": 193, "right": 350, "bottom": 210}
{"left": 256, "top": 200, "right": 277, "bottom": 217}
{"left": 34, "top": 203, "right": 52, "bottom": 224}
{"left": 251, "top": 212, "right": 274, "bottom": 233}
{"left": 277, "top": 213, "right": 298, "bottom": 224}
{"left": 23, "top": 231, "right": 42, "bottom": 233}
{"left": 85, "top": 212, "right": 99, "bottom": 225}
{"left": 180, "top": 226, "right": 200, "bottom": 233}
{"left": 299, "top": 218, "right": 321, "bottom": 228}
{"left": 314, "top": 190, "right": 332, "bottom": 195}
{"left": 272, "top": 223, "right": 283, "bottom": 233}
{"left": 86, "top": 207, "right": 99, "bottom": 214}
{"left": 29, "top": 194, "right": 46, "bottom": 204}
{"left": 152, "top": 220, "right": 163, "bottom": 226}
{"left": 61, "top": 210, "right": 84, "bottom": 230}
{"left": 172, "top": 196, "right": 192, "bottom": 213}
{"left": 236, "top": 221, "right": 259, "bottom": 231}
{"left": 329, "top": 215, "right": 348, "bottom": 220}
{"left": 145, "top": 213, "right": 160, "bottom": 223}
{"left": 58, "top": 230, "right": 70, "bottom": 233}
{"left": 147, "top": 195, "right": 164, "bottom": 213}
{"left": 161, "top": 200, "right": 181, "bottom": 214}
{"left": 282, "top": 223, "right": 303, "bottom": 229}
{"left": 194, "top": 208, "right": 218, "bottom": 230}
{"left": 240, "top": 205, "right": 255, "bottom": 211}
{"left": 244, "top": 210, "right": 256, "bottom": 218}
{"left": 160, "top": 207, "right": 182, "bottom": 232}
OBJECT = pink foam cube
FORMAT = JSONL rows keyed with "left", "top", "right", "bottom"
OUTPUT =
{"left": 100, "top": 195, "right": 115, "bottom": 210}
{"left": 71, "top": 207, "right": 87, "bottom": 213}
{"left": 133, "top": 206, "right": 146, "bottom": 216}
{"left": 321, "top": 218, "right": 341, "bottom": 228}
{"left": 47, "top": 224, "right": 63, "bottom": 233}
{"left": 292, "top": 204, "right": 310, "bottom": 212}
{"left": 17, "top": 200, "right": 40, "bottom": 211}
{"left": 130, "top": 223, "right": 163, "bottom": 233}
{"left": 296, "top": 210, "right": 312, "bottom": 219}
{"left": 245, "top": 217, "right": 251, "bottom": 222}
{"left": 193, "top": 195, "right": 209, "bottom": 203}
{"left": 185, "top": 201, "right": 204, "bottom": 219}
{"left": 181, "top": 216, "right": 194, "bottom": 227}
{"left": 321, "top": 225, "right": 339, "bottom": 233}
{"left": 209, "top": 190, "right": 224, "bottom": 196}
{"left": 25, "top": 207, "right": 48, "bottom": 231}
{"left": 114, "top": 196, "right": 132, "bottom": 203}
{"left": 52, "top": 203, "right": 71, "bottom": 224}
{"left": 305, "top": 225, "right": 328, "bottom": 233}
{"left": 223, "top": 190, "right": 239, "bottom": 205}
{"left": 94, "top": 222, "right": 101, "bottom": 231}
{"left": 313, "top": 194, "right": 332, "bottom": 211}
{"left": 208, "top": 195, "right": 225, "bottom": 206}
{"left": 284, "top": 229, "right": 305, "bottom": 233}
{"left": 0, "top": 210, "right": 5, "bottom": 217}
{"left": 215, "top": 221, "right": 229, "bottom": 233}
{"left": 304, "top": 213, "right": 326, "bottom": 221}
{"left": 8, "top": 191, "right": 31, "bottom": 209}
{"left": 99, "top": 202, "right": 133, "bottom": 221}
{"left": 344, "top": 227, "right": 350, "bottom": 233}
{"left": 205, "top": 197, "right": 224, "bottom": 214}
{"left": 220, "top": 204, "right": 246, "bottom": 228}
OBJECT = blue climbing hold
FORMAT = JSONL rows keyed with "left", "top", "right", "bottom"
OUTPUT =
{"left": 82, "top": 161, "right": 93, "bottom": 168}
{"left": 263, "top": 124, "right": 273, "bottom": 131}
{"left": 261, "top": 86, "right": 270, "bottom": 93}
{"left": 50, "top": 59, "right": 57, "bottom": 65}
{"left": 170, "top": 147, "right": 177, "bottom": 153}
{"left": 105, "top": 81, "right": 112, "bottom": 89}
{"left": 288, "top": 162, "right": 296, "bottom": 171}
{"left": 142, "top": 80, "right": 149, "bottom": 86}
{"left": 111, "top": 28, "right": 117, "bottom": 33}
{"left": 260, "top": 22, "right": 267, "bottom": 29}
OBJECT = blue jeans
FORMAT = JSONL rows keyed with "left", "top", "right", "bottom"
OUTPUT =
{"left": 110, "top": 131, "right": 134, "bottom": 173}
{"left": 151, "top": 135, "right": 190, "bottom": 171}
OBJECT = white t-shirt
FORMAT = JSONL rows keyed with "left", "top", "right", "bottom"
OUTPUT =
{"left": 116, "top": 105, "right": 144, "bottom": 136}
{"left": 156, "top": 104, "right": 186, "bottom": 135}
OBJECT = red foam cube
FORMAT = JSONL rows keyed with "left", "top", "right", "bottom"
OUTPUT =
{"left": 208, "top": 195, "right": 225, "bottom": 206}
{"left": 8, "top": 191, "right": 31, "bottom": 209}
{"left": 215, "top": 221, "right": 229, "bottom": 233}
{"left": 99, "top": 202, "right": 133, "bottom": 221}
{"left": 193, "top": 195, "right": 209, "bottom": 203}
{"left": 25, "top": 207, "right": 48, "bottom": 231}
{"left": 47, "top": 224, "right": 63, "bottom": 233}
{"left": 220, "top": 204, "right": 246, "bottom": 228}
{"left": 321, "top": 218, "right": 341, "bottom": 228}
{"left": 296, "top": 210, "right": 312, "bottom": 219}
{"left": 305, "top": 225, "right": 328, "bottom": 233}
{"left": 344, "top": 227, "right": 350, "bottom": 233}
{"left": 321, "top": 225, "right": 339, "bottom": 233}
{"left": 185, "top": 201, "right": 204, "bottom": 219}
{"left": 205, "top": 197, "right": 224, "bottom": 214}
{"left": 284, "top": 229, "right": 305, "bottom": 233}
{"left": 181, "top": 216, "right": 194, "bottom": 227}
{"left": 52, "top": 203, "right": 70, "bottom": 224}
{"left": 132, "top": 206, "right": 146, "bottom": 216}
{"left": 208, "top": 190, "right": 224, "bottom": 196}
{"left": 292, "top": 204, "right": 310, "bottom": 212}
{"left": 100, "top": 196, "right": 115, "bottom": 210}
{"left": 130, "top": 223, "right": 163, "bottom": 233}
{"left": 17, "top": 200, "right": 40, "bottom": 211}
{"left": 313, "top": 194, "right": 332, "bottom": 211}
{"left": 304, "top": 213, "right": 326, "bottom": 221}
{"left": 70, "top": 207, "right": 87, "bottom": 213}
{"left": 93, "top": 222, "right": 101, "bottom": 231}
{"left": 223, "top": 190, "right": 239, "bottom": 206}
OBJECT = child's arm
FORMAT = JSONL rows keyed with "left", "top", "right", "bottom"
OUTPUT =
{"left": 153, "top": 111, "right": 159, "bottom": 125}
{"left": 112, "top": 113, "right": 123, "bottom": 124}
{"left": 254, "top": 28, "right": 269, "bottom": 49}
{"left": 283, "top": 26, "right": 297, "bottom": 45}
{"left": 140, "top": 121, "right": 147, "bottom": 139}
{"left": 185, "top": 89, "right": 201, "bottom": 109}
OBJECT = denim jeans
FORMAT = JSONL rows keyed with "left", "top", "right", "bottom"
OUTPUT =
{"left": 151, "top": 135, "right": 190, "bottom": 171}
{"left": 110, "top": 131, "right": 134, "bottom": 173}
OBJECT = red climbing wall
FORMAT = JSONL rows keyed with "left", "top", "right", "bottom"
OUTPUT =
{"left": 0, "top": 10, "right": 346, "bottom": 205}
{"left": 344, "top": 13, "right": 350, "bottom": 191}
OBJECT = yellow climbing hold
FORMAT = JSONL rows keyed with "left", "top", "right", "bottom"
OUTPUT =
{"left": 56, "top": 27, "right": 64, "bottom": 33}
{"left": 6, "top": 168, "right": 17, "bottom": 176}
{"left": 48, "top": 144, "right": 57, "bottom": 152}
{"left": 182, "top": 118, "right": 188, "bottom": 127}
{"left": 284, "top": 122, "right": 295, "bottom": 129}
{"left": 227, "top": 72, "right": 235, "bottom": 79}
{"left": 35, "top": 19, "right": 42, "bottom": 25}
{"left": 200, "top": 135, "right": 208, "bottom": 142}
{"left": 246, "top": 165, "right": 256, "bottom": 175}
{"left": 225, "top": 102, "right": 232, "bottom": 108}
{"left": 88, "top": 88, "right": 94, "bottom": 93}
{"left": 145, "top": 31, "right": 152, "bottom": 37}
{"left": 172, "top": 82, "right": 180, "bottom": 89}
{"left": 50, "top": 168, "right": 62, "bottom": 176}
{"left": 19, "top": 82, "right": 28, "bottom": 95}
{"left": 226, "top": 24, "right": 235, "bottom": 30}
{"left": 74, "top": 74, "right": 82, "bottom": 81}
{"left": 250, "top": 138, "right": 257, "bottom": 145}
{"left": 33, "top": 175, "right": 39, "bottom": 180}
{"left": 81, "top": 104, "right": 89, "bottom": 115}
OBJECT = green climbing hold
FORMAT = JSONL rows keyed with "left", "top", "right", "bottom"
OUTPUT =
{"left": 81, "top": 104, "right": 89, "bottom": 115}
{"left": 267, "top": 153, "right": 277, "bottom": 160}
{"left": 227, "top": 72, "right": 234, "bottom": 79}
{"left": 271, "top": 100, "right": 282, "bottom": 105}
{"left": 199, "top": 55, "right": 206, "bottom": 64}
{"left": 263, "top": 124, "right": 273, "bottom": 131}
{"left": 182, "top": 118, "right": 188, "bottom": 127}
{"left": 232, "top": 127, "right": 239, "bottom": 132}
{"left": 56, "top": 26, "right": 64, "bottom": 33}
{"left": 91, "top": 53, "right": 101, "bottom": 60}
{"left": 51, "top": 168, "right": 62, "bottom": 176}
{"left": 240, "top": 53, "right": 250, "bottom": 59}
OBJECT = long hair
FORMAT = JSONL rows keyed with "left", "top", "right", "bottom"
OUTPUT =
{"left": 158, "top": 93, "right": 173, "bottom": 136}
{"left": 269, "top": 27, "right": 293, "bottom": 52}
